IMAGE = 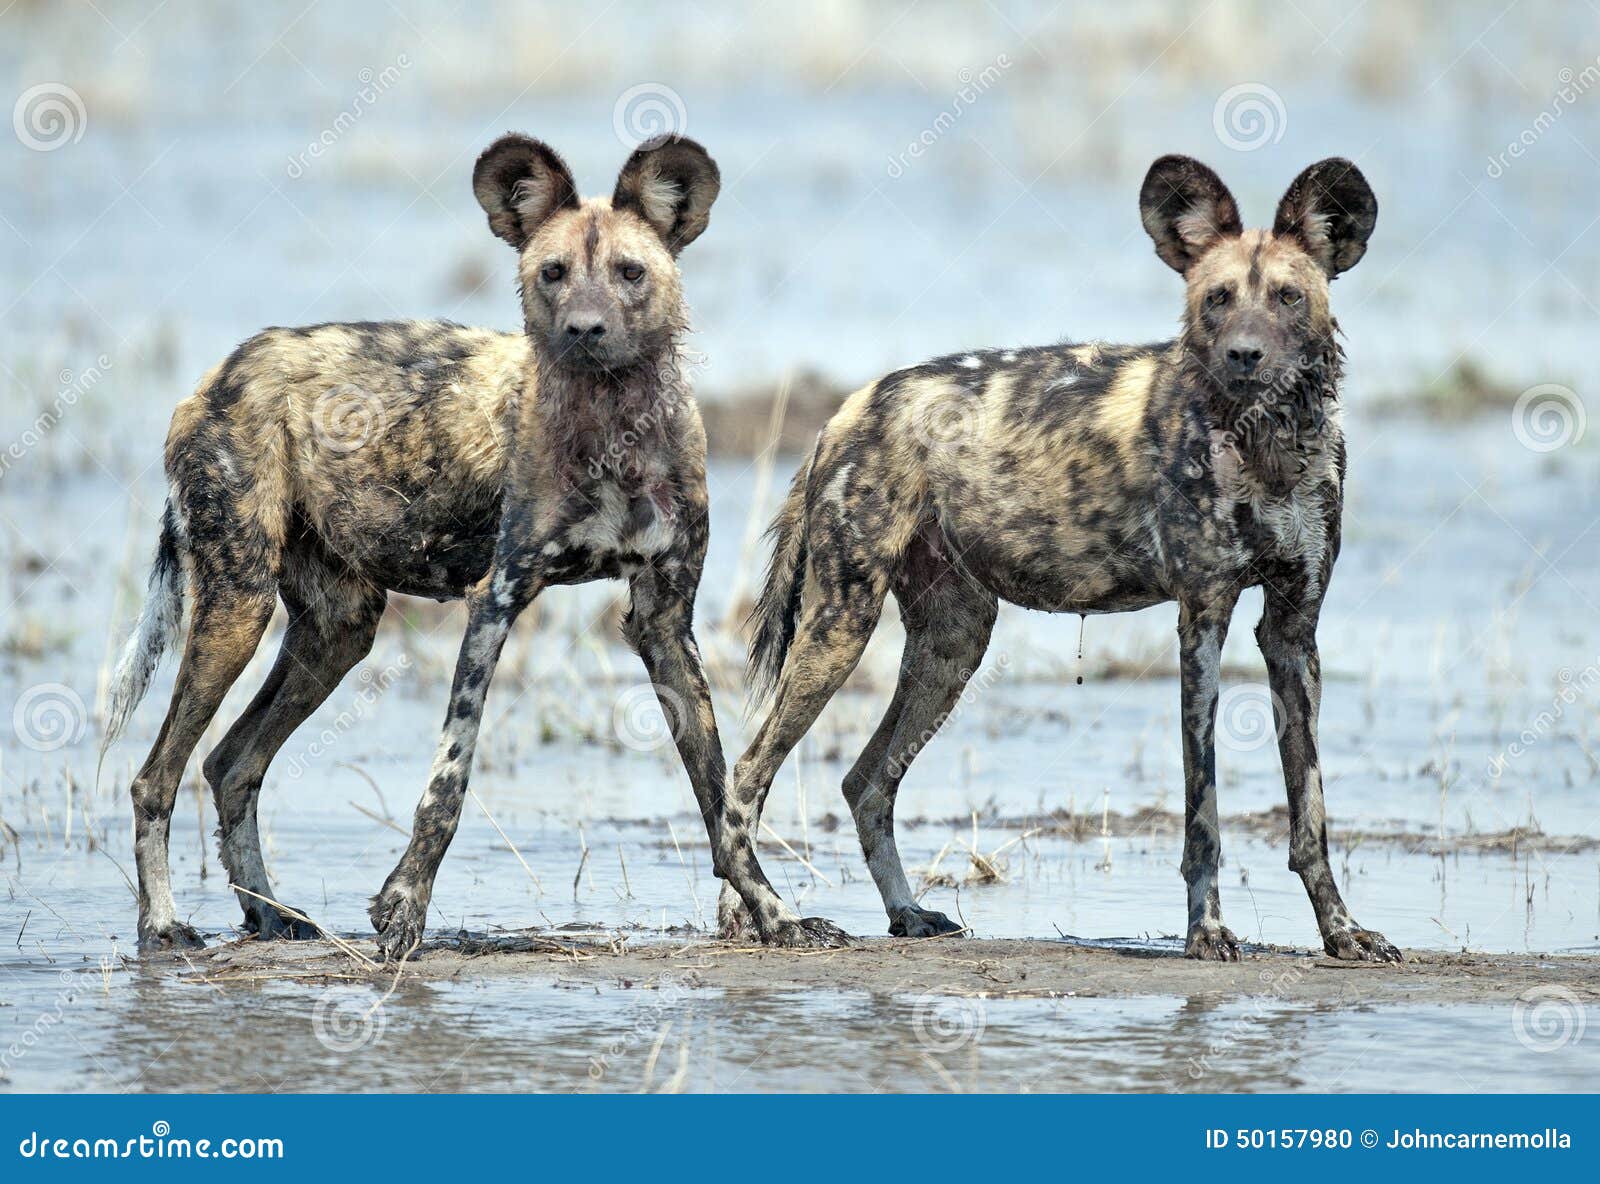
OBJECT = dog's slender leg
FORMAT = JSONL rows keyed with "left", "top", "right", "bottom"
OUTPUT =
{"left": 718, "top": 574, "right": 885, "bottom": 948}
{"left": 203, "top": 585, "right": 385, "bottom": 938}
{"left": 846, "top": 583, "right": 997, "bottom": 937}
{"left": 624, "top": 557, "right": 728, "bottom": 930}
{"left": 1258, "top": 587, "right": 1401, "bottom": 962}
{"left": 132, "top": 591, "right": 276, "bottom": 950}
{"left": 370, "top": 567, "right": 540, "bottom": 960}
{"left": 1178, "top": 591, "right": 1241, "bottom": 960}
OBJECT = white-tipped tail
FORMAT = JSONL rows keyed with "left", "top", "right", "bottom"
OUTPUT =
{"left": 100, "top": 504, "right": 186, "bottom": 762}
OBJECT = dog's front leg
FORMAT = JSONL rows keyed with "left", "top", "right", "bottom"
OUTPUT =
{"left": 370, "top": 561, "right": 542, "bottom": 961}
{"left": 623, "top": 557, "right": 728, "bottom": 920}
{"left": 1258, "top": 588, "right": 1401, "bottom": 962}
{"left": 1178, "top": 591, "right": 1241, "bottom": 960}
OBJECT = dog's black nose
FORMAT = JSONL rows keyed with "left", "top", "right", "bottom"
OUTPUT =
{"left": 565, "top": 317, "right": 606, "bottom": 339}
{"left": 1225, "top": 342, "right": 1264, "bottom": 376}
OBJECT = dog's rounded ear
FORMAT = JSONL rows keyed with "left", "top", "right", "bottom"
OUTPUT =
{"left": 1273, "top": 158, "right": 1377, "bottom": 277}
{"left": 1138, "top": 155, "right": 1243, "bottom": 274}
{"left": 473, "top": 135, "right": 580, "bottom": 250}
{"left": 612, "top": 135, "right": 721, "bottom": 255}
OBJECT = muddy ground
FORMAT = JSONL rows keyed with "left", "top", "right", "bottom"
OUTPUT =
{"left": 182, "top": 933, "right": 1600, "bottom": 1007}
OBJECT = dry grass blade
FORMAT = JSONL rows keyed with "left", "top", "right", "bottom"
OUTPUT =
{"left": 229, "top": 885, "right": 378, "bottom": 969}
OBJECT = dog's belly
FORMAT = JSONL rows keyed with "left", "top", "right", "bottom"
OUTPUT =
{"left": 313, "top": 478, "right": 504, "bottom": 600}
{"left": 940, "top": 505, "right": 1170, "bottom": 615}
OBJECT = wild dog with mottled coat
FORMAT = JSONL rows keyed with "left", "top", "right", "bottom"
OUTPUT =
{"left": 102, "top": 134, "right": 726, "bottom": 959}
{"left": 717, "top": 156, "right": 1400, "bottom": 962}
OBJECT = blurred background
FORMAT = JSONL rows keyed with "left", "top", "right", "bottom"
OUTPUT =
{"left": 1, "top": 0, "right": 1598, "bottom": 1092}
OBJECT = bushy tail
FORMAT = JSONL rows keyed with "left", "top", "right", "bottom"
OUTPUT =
{"left": 99, "top": 503, "right": 186, "bottom": 763}
{"left": 746, "top": 464, "right": 812, "bottom": 708}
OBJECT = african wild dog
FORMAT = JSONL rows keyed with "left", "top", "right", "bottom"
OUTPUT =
{"left": 101, "top": 134, "right": 726, "bottom": 959}
{"left": 716, "top": 156, "right": 1400, "bottom": 962}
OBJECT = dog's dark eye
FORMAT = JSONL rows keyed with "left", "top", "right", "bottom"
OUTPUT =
{"left": 620, "top": 263, "right": 645, "bottom": 283}
{"left": 1206, "top": 287, "right": 1230, "bottom": 309}
{"left": 1279, "top": 287, "right": 1303, "bottom": 307}
{"left": 541, "top": 262, "right": 566, "bottom": 283}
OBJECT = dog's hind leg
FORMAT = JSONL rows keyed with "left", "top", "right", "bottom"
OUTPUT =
{"left": 202, "top": 577, "right": 386, "bottom": 938}
{"left": 846, "top": 545, "right": 997, "bottom": 938}
{"left": 131, "top": 586, "right": 276, "bottom": 950}
{"left": 718, "top": 567, "right": 887, "bottom": 948}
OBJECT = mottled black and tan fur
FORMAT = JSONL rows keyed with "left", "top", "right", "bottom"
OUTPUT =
{"left": 102, "top": 134, "right": 727, "bottom": 959}
{"left": 719, "top": 156, "right": 1399, "bottom": 962}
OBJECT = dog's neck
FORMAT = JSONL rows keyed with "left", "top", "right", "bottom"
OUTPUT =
{"left": 530, "top": 333, "right": 689, "bottom": 487}
{"left": 1181, "top": 327, "right": 1344, "bottom": 497}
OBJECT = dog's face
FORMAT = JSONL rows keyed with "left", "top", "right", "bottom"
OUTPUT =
{"left": 1139, "top": 155, "right": 1377, "bottom": 405}
{"left": 473, "top": 135, "right": 720, "bottom": 372}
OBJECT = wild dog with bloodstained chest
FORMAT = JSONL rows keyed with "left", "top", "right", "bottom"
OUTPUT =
{"left": 718, "top": 156, "right": 1399, "bottom": 963}
{"left": 102, "top": 134, "right": 727, "bottom": 960}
